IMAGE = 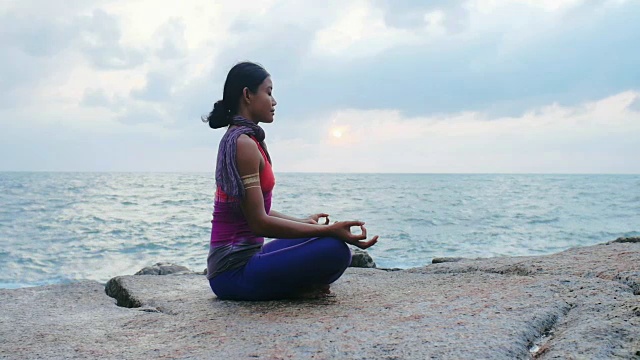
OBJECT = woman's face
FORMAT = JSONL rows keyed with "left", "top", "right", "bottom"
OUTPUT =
{"left": 248, "top": 76, "right": 277, "bottom": 124}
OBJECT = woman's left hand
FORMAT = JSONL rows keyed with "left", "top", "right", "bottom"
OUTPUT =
{"left": 307, "top": 213, "right": 330, "bottom": 225}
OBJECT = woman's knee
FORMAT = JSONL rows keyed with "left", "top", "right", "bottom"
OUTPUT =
{"left": 318, "top": 237, "right": 352, "bottom": 268}
{"left": 209, "top": 277, "right": 227, "bottom": 299}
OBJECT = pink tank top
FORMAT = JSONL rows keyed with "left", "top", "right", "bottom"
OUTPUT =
{"left": 207, "top": 136, "right": 275, "bottom": 279}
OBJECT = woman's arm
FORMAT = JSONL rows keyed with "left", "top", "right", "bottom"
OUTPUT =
{"left": 236, "top": 135, "right": 377, "bottom": 249}
{"left": 268, "top": 210, "right": 309, "bottom": 223}
{"left": 269, "top": 210, "right": 330, "bottom": 224}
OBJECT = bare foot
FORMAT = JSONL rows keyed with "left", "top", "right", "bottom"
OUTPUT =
{"left": 292, "top": 288, "right": 325, "bottom": 300}
{"left": 292, "top": 284, "right": 332, "bottom": 299}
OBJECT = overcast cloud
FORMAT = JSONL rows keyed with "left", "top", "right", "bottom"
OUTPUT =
{"left": 0, "top": 0, "right": 638, "bottom": 173}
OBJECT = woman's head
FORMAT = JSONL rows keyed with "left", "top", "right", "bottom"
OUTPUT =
{"left": 203, "top": 62, "right": 276, "bottom": 128}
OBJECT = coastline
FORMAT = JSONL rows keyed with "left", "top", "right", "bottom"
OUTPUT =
{"left": 1, "top": 237, "right": 638, "bottom": 359}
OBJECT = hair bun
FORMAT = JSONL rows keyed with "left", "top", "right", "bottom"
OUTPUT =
{"left": 203, "top": 99, "right": 231, "bottom": 129}
{"left": 213, "top": 100, "right": 228, "bottom": 112}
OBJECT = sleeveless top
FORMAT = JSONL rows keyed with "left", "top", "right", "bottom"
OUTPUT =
{"left": 206, "top": 135, "right": 276, "bottom": 279}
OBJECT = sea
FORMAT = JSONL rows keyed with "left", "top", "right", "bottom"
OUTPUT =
{"left": 1, "top": 172, "right": 638, "bottom": 289}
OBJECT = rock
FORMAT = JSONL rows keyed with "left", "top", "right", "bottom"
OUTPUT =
{"left": 376, "top": 267, "right": 403, "bottom": 271}
{"left": 432, "top": 257, "right": 466, "bottom": 264}
{"left": 609, "top": 236, "right": 640, "bottom": 244}
{"left": 349, "top": 248, "right": 376, "bottom": 268}
{"left": 1, "top": 240, "right": 639, "bottom": 359}
{"left": 105, "top": 277, "right": 142, "bottom": 308}
{"left": 134, "top": 262, "right": 192, "bottom": 275}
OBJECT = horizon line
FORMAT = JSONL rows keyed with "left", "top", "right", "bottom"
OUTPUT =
{"left": 1, "top": 171, "right": 639, "bottom": 176}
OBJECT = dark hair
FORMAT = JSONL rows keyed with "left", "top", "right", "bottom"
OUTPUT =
{"left": 202, "top": 62, "right": 270, "bottom": 129}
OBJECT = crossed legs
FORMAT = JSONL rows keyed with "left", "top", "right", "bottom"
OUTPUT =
{"left": 209, "top": 237, "right": 352, "bottom": 300}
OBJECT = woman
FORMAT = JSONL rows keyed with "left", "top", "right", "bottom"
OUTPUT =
{"left": 203, "top": 62, "right": 378, "bottom": 301}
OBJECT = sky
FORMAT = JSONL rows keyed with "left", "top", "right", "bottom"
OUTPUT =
{"left": 1, "top": 0, "right": 639, "bottom": 173}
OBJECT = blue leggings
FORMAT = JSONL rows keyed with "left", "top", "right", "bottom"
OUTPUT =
{"left": 209, "top": 237, "right": 352, "bottom": 301}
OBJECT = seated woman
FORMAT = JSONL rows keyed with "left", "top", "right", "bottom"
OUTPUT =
{"left": 203, "top": 61, "right": 378, "bottom": 301}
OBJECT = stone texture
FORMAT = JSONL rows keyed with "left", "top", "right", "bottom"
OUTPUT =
{"left": 1, "top": 240, "right": 639, "bottom": 359}
{"left": 349, "top": 248, "right": 376, "bottom": 268}
{"left": 431, "top": 257, "right": 466, "bottom": 264}
{"left": 134, "top": 262, "right": 192, "bottom": 275}
{"left": 609, "top": 236, "right": 640, "bottom": 244}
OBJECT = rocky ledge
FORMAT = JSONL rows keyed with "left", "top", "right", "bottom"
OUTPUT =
{"left": 1, "top": 238, "right": 639, "bottom": 359}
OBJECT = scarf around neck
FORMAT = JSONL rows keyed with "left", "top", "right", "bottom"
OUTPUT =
{"left": 215, "top": 115, "right": 271, "bottom": 200}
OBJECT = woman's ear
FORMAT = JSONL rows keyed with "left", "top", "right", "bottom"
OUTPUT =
{"left": 242, "top": 87, "right": 251, "bottom": 105}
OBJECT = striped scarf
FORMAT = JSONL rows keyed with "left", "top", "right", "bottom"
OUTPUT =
{"left": 215, "top": 115, "right": 271, "bottom": 200}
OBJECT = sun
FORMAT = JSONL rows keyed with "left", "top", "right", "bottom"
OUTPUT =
{"left": 329, "top": 126, "right": 349, "bottom": 142}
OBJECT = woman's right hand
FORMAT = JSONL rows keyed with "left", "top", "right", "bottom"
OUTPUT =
{"left": 329, "top": 221, "right": 379, "bottom": 249}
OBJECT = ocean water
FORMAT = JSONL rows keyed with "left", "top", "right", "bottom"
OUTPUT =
{"left": 1, "top": 172, "right": 638, "bottom": 289}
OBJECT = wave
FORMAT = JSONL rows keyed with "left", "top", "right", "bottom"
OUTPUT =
{"left": 2, "top": 172, "right": 639, "bottom": 288}
{"left": 527, "top": 217, "right": 560, "bottom": 225}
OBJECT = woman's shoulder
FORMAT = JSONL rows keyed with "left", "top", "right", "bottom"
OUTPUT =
{"left": 236, "top": 133, "right": 258, "bottom": 147}
{"left": 236, "top": 134, "right": 261, "bottom": 159}
{"left": 235, "top": 134, "right": 263, "bottom": 172}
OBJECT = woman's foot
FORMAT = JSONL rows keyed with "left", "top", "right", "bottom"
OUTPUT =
{"left": 292, "top": 284, "right": 332, "bottom": 299}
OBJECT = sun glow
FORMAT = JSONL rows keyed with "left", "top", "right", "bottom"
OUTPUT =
{"left": 330, "top": 126, "right": 347, "bottom": 139}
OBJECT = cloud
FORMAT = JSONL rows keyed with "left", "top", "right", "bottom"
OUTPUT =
{"left": 276, "top": 0, "right": 640, "bottom": 122}
{"left": 81, "top": 88, "right": 113, "bottom": 108}
{"left": 311, "top": 0, "right": 419, "bottom": 59}
{"left": 130, "top": 72, "right": 174, "bottom": 102}
{"left": 269, "top": 91, "right": 640, "bottom": 173}
{"left": 373, "top": 0, "right": 469, "bottom": 33}
{"left": 629, "top": 97, "right": 640, "bottom": 112}
{"left": 76, "top": 9, "right": 146, "bottom": 70}
{"left": 116, "top": 104, "right": 168, "bottom": 125}
{"left": 154, "top": 18, "right": 188, "bottom": 60}
{"left": 0, "top": 0, "right": 638, "bottom": 173}
{"left": 0, "top": 4, "right": 148, "bottom": 114}
{"left": 0, "top": 10, "right": 79, "bottom": 106}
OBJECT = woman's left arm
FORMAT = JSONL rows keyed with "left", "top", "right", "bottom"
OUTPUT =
{"left": 269, "top": 210, "right": 329, "bottom": 225}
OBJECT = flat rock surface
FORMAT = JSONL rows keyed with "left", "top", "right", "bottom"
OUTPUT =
{"left": 1, "top": 241, "right": 639, "bottom": 359}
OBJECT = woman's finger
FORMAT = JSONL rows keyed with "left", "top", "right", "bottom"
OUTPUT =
{"left": 356, "top": 236, "right": 379, "bottom": 249}
{"left": 341, "top": 220, "right": 364, "bottom": 228}
{"left": 348, "top": 225, "right": 366, "bottom": 241}
{"left": 348, "top": 231, "right": 367, "bottom": 241}
{"left": 316, "top": 213, "right": 329, "bottom": 219}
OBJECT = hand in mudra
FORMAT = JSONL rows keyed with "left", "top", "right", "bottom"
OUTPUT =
{"left": 307, "top": 213, "right": 330, "bottom": 225}
{"left": 329, "top": 221, "right": 379, "bottom": 249}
